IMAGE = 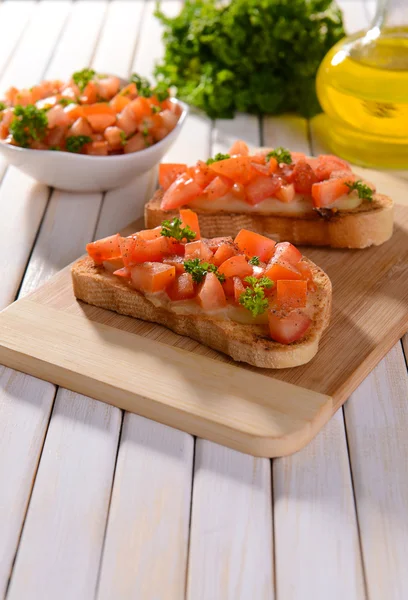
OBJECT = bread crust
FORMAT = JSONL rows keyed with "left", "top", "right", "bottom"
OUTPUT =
{"left": 72, "top": 257, "right": 332, "bottom": 369}
{"left": 145, "top": 189, "right": 394, "bottom": 248}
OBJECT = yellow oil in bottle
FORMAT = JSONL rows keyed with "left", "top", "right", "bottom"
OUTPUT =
{"left": 316, "top": 27, "right": 408, "bottom": 169}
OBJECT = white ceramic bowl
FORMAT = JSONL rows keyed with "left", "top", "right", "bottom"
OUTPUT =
{"left": 0, "top": 98, "right": 188, "bottom": 192}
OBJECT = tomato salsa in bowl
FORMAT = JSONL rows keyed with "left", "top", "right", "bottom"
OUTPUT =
{"left": 0, "top": 69, "right": 187, "bottom": 191}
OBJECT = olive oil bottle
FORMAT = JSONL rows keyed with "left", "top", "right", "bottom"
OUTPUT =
{"left": 316, "top": 0, "right": 408, "bottom": 169}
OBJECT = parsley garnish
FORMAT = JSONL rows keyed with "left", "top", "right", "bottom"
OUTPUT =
{"left": 65, "top": 135, "right": 92, "bottom": 153}
{"left": 206, "top": 152, "right": 230, "bottom": 165}
{"left": 152, "top": 105, "right": 162, "bottom": 114}
{"left": 0, "top": 102, "right": 6, "bottom": 112}
{"left": 266, "top": 147, "right": 292, "bottom": 165}
{"left": 249, "top": 256, "right": 260, "bottom": 266}
{"left": 239, "top": 276, "right": 274, "bottom": 317}
{"left": 72, "top": 68, "right": 96, "bottom": 92}
{"left": 184, "top": 258, "right": 225, "bottom": 283}
{"left": 58, "top": 98, "right": 75, "bottom": 107}
{"left": 130, "top": 73, "right": 153, "bottom": 97}
{"left": 142, "top": 126, "right": 149, "bottom": 137}
{"left": 154, "top": 81, "right": 170, "bottom": 101}
{"left": 9, "top": 105, "right": 48, "bottom": 148}
{"left": 345, "top": 180, "right": 373, "bottom": 201}
{"left": 119, "top": 131, "right": 127, "bottom": 145}
{"left": 161, "top": 218, "right": 196, "bottom": 242}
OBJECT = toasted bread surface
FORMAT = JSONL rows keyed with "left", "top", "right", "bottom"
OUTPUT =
{"left": 72, "top": 257, "right": 332, "bottom": 369}
{"left": 145, "top": 189, "right": 394, "bottom": 248}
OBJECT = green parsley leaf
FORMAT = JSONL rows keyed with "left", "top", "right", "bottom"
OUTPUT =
{"left": 58, "top": 98, "right": 75, "bottom": 107}
{"left": 345, "top": 180, "right": 373, "bottom": 201}
{"left": 119, "top": 131, "right": 127, "bottom": 145}
{"left": 142, "top": 126, "right": 149, "bottom": 137}
{"left": 184, "top": 258, "right": 225, "bottom": 283}
{"left": 130, "top": 73, "right": 153, "bottom": 97}
{"left": 151, "top": 104, "right": 162, "bottom": 114}
{"left": 160, "top": 217, "right": 196, "bottom": 242}
{"left": 153, "top": 81, "right": 170, "bottom": 101}
{"left": 248, "top": 256, "right": 260, "bottom": 266}
{"left": 72, "top": 68, "right": 96, "bottom": 93}
{"left": 206, "top": 152, "right": 230, "bottom": 165}
{"left": 266, "top": 147, "right": 292, "bottom": 165}
{"left": 9, "top": 105, "right": 48, "bottom": 148}
{"left": 0, "top": 101, "right": 6, "bottom": 112}
{"left": 65, "top": 135, "right": 92, "bottom": 153}
{"left": 239, "top": 276, "right": 274, "bottom": 317}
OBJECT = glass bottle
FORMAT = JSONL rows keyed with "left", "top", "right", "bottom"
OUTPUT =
{"left": 316, "top": 0, "right": 408, "bottom": 169}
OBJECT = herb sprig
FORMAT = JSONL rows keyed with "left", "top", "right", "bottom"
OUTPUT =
{"left": 58, "top": 98, "right": 75, "bottom": 107}
{"left": 239, "top": 276, "right": 274, "bottom": 317}
{"left": 184, "top": 258, "right": 225, "bottom": 283}
{"left": 266, "top": 147, "right": 292, "bottom": 165}
{"left": 130, "top": 73, "right": 170, "bottom": 101}
{"left": 248, "top": 256, "right": 260, "bottom": 266}
{"left": 0, "top": 102, "right": 6, "bottom": 112}
{"left": 66, "top": 135, "right": 92, "bottom": 153}
{"left": 161, "top": 217, "right": 196, "bottom": 242}
{"left": 72, "top": 68, "right": 96, "bottom": 93}
{"left": 9, "top": 105, "right": 48, "bottom": 148}
{"left": 206, "top": 153, "right": 230, "bottom": 165}
{"left": 345, "top": 180, "right": 373, "bottom": 201}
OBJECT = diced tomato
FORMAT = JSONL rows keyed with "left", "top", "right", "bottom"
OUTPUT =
{"left": 124, "top": 133, "right": 146, "bottom": 154}
{"left": 245, "top": 175, "right": 282, "bottom": 205}
{"left": 45, "top": 125, "right": 68, "bottom": 148}
{"left": 137, "top": 226, "right": 162, "bottom": 241}
{"left": 161, "top": 174, "right": 203, "bottom": 210}
{"left": 167, "top": 272, "right": 195, "bottom": 301}
{"left": 163, "top": 255, "right": 185, "bottom": 273}
{"left": 131, "top": 262, "right": 175, "bottom": 293}
{"left": 250, "top": 154, "right": 267, "bottom": 165}
{"left": 117, "top": 104, "right": 138, "bottom": 136}
{"left": 230, "top": 183, "right": 246, "bottom": 202}
{"left": 120, "top": 235, "right": 169, "bottom": 265}
{"left": 291, "top": 152, "right": 307, "bottom": 163}
{"left": 235, "top": 229, "right": 276, "bottom": 262}
{"left": 311, "top": 176, "right": 352, "bottom": 208}
{"left": 207, "top": 236, "right": 234, "bottom": 252}
{"left": 95, "top": 76, "right": 120, "bottom": 100}
{"left": 129, "top": 97, "right": 152, "bottom": 122}
{"left": 86, "top": 233, "right": 121, "bottom": 264}
{"left": 63, "top": 103, "right": 85, "bottom": 121}
{"left": 159, "top": 164, "right": 187, "bottom": 191}
{"left": 204, "top": 175, "right": 233, "bottom": 200}
{"left": 314, "top": 155, "right": 352, "bottom": 181}
{"left": 222, "top": 277, "right": 235, "bottom": 298}
{"left": 297, "top": 260, "right": 315, "bottom": 290}
{"left": 277, "top": 280, "right": 307, "bottom": 309}
{"left": 229, "top": 140, "right": 249, "bottom": 156}
{"left": 80, "top": 81, "right": 98, "bottom": 104}
{"left": 82, "top": 103, "right": 116, "bottom": 132}
{"left": 188, "top": 161, "right": 216, "bottom": 189}
{"left": 159, "top": 109, "right": 179, "bottom": 132}
{"left": 272, "top": 242, "right": 302, "bottom": 266}
{"left": 118, "top": 83, "right": 137, "bottom": 99}
{"left": 68, "top": 117, "right": 92, "bottom": 137}
{"left": 251, "top": 163, "right": 270, "bottom": 177}
{"left": 233, "top": 277, "right": 246, "bottom": 303}
{"left": 180, "top": 208, "right": 201, "bottom": 239}
{"left": 84, "top": 140, "right": 109, "bottom": 156}
{"left": 113, "top": 267, "right": 131, "bottom": 279}
{"left": 268, "top": 157, "right": 278, "bottom": 174}
{"left": 268, "top": 309, "right": 311, "bottom": 344}
{"left": 102, "top": 258, "right": 124, "bottom": 273}
{"left": 212, "top": 242, "right": 237, "bottom": 266}
{"left": 104, "top": 126, "right": 126, "bottom": 151}
{"left": 209, "top": 156, "right": 255, "bottom": 186}
{"left": 264, "top": 259, "right": 303, "bottom": 282}
{"left": 47, "top": 105, "right": 71, "bottom": 128}
{"left": 278, "top": 163, "right": 295, "bottom": 183}
{"left": 184, "top": 240, "right": 213, "bottom": 261}
{"left": 110, "top": 94, "right": 131, "bottom": 113}
{"left": 197, "top": 272, "right": 226, "bottom": 310}
{"left": 292, "top": 161, "right": 318, "bottom": 194}
{"left": 275, "top": 183, "right": 296, "bottom": 203}
{"left": 218, "top": 255, "right": 252, "bottom": 279}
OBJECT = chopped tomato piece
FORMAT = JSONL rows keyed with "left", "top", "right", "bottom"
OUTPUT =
{"left": 180, "top": 208, "right": 201, "bottom": 239}
{"left": 212, "top": 241, "right": 237, "bottom": 266}
{"left": 292, "top": 161, "right": 318, "bottom": 194}
{"left": 124, "top": 133, "right": 146, "bottom": 154}
{"left": 102, "top": 257, "right": 124, "bottom": 273}
{"left": 68, "top": 117, "right": 92, "bottom": 138}
{"left": 113, "top": 266, "right": 131, "bottom": 279}
{"left": 80, "top": 81, "right": 98, "bottom": 104}
{"left": 84, "top": 140, "right": 109, "bottom": 156}
{"left": 230, "top": 183, "right": 246, "bottom": 201}
{"left": 314, "top": 155, "right": 352, "bottom": 181}
{"left": 46, "top": 105, "right": 71, "bottom": 128}
{"left": 131, "top": 262, "right": 175, "bottom": 293}
{"left": 159, "top": 164, "right": 187, "bottom": 191}
{"left": 251, "top": 163, "right": 270, "bottom": 177}
{"left": 120, "top": 235, "right": 169, "bottom": 265}
{"left": 129, "top": 97, "right": 152, "bottom": 121}
{"left": 95, "top": 76, "right": 120, "bottom": 100}
{"left": 268, "top": 157, "right": 278, "bottom": 174}
{"left": 209, "top": 156, "right": 255, "bottom": 186}
{"left": 110, "top": 94, "right": 131, "bottom": 113}
{"left": 63, "top": 103, "right": 85, "bottom": 121}
{"left": 184, "top": 240, "right": 213, "bottom": 261}
{"left": 117, "top": 104, "right": 138, "bottom": 136}
{"left": 275, "top": 183, "right": 296, "bottom": 203}
{"left": 229, "top": 140, "right": 249, "bottom": 156}
{"left": 218, "top": 255, "right": 252, "bottom": 279}
{"left": 222, "top": 277, "right": 235, "bottom": 298}
{"left": 278, "top": 163, "right": 295, "bottom": 183}
{"left": 264, "top": 259, "right": 303, "bottom": 282}
{"left": 118, "top": 83, "right": 137, "bottom": 99}
{"left": 245, "top": 175, "right": 282, "bottom": 205}
{"left": 197, "top": 272, "right": 226, "bottom": 310}
{"left": 188, "top": 161, "right": 216, "bottom": 189}
{"left": 82, "top": 103, "right": 116, "bottom": 132}
{"left": 311, "top": 176, "right": 352, "bottom": 208}
{"left": 233, "top": 276, "right": 245, "bottom": 303}
{"left": 204, "top": 175, "right": 233, "bottom": 200}
{"left": 277, "top": 280, "right": 307, "bottom": 309}
{"left": 206, "top": 236, "right": 234, "bottom": 252}
{"left": 163, "top": 255, "right": 185, "bottom": 273}
{"left": 137, "top": 226, "right": 162, "bottom": 241}
{"left": 104, "top": 126, "right": 126, "bottom": 151}
{"left": 291, "top": 152, "right": 307, "bottom": 163}
{"left": 161, "top": 174, "right": 203, "bottom": 210}
{"left": 268, "top": 309, "right": 312, "bottom": 344}
{"left": 235, "top": 229, "right": 276, "bottom": 262}
{"left": 297, "top": 261, "right": 315, "bottom": 290}
{"left": 86, "top": 233, "right": 121, "bottom": 264}
{"left": 272, "top": 242, "right": 302, "bottom": 266}
{"left": 167, "top": 272, "right": 195, "bottom": 301}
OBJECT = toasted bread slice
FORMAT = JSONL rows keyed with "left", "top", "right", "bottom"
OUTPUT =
{"left": 72, "top": 257, "right": 332, "bottom": 369}
{"left": 145, "top": 189, "right": 393, "bottom": 248}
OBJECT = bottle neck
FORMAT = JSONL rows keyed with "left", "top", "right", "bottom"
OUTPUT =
{"left": 372, "top": 0, "right": 408, "bottom": 29}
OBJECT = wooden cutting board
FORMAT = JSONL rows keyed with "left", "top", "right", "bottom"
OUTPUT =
{"left": 0, "top": 168, "right": 407, "bottom": 457}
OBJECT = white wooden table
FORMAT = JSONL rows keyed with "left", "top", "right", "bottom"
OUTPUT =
{"left": 0, "top": 1, "right": 407, "bottom": 599}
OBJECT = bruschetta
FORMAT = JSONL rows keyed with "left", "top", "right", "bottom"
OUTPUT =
{"left": 72, "top": 210, "right": 332, "bottom": 368}
{"left": 144, "top": 141, "right": 393, "bottom": 248}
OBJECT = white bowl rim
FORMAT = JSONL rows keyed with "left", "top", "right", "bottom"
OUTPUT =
{"left": 0, "top": 96, "right": 189, "bottom": 162}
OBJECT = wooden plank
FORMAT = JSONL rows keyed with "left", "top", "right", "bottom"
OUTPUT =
{"left": 97, "top": 415, "right": 194, "bottom": 600}
{"left": 187, "top": 441, "right": 274, "bottom": 600}
{"left": 0, "top": 368, "right": 55, "bottom": 599}
{"left": 7, "top": 389, "right": 121, "bottom": 600}
{"left": 344, "top": 344, "right": 408, "bottom": 600}
{"left": 273, "top": 410, "right": 365, "bottom": 600}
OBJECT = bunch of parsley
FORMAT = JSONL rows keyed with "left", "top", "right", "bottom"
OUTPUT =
{"left": 155, "top": 0, "right": 344, "bottom": 118}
